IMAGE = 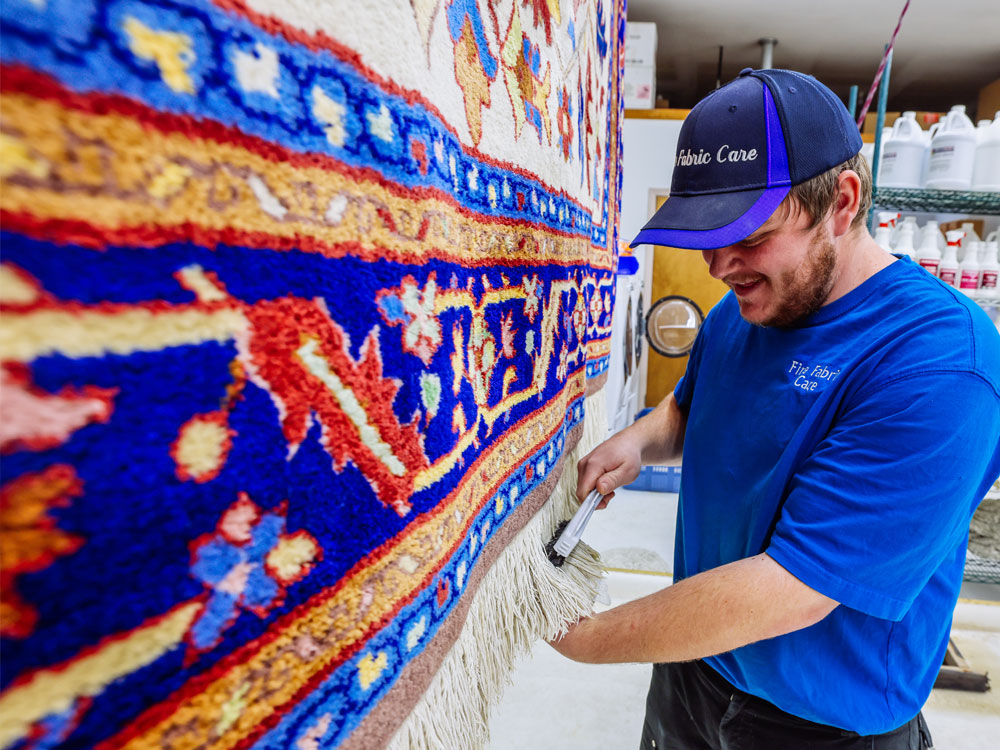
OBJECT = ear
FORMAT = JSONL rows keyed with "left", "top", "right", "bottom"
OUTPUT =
{"left": 831, "top": 170, "right": 862, "bottom": 238}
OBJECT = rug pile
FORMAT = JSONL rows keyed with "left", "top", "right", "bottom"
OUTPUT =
{"left": 0, "top": 1, "right": 625, "bottom": 747}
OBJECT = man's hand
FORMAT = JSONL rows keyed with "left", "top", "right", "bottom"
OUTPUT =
{"left": 576, "top": 432, "right": 642, "bottom": 508}
{"left": 575, "top": 393, "right": 687, "bottom": 507}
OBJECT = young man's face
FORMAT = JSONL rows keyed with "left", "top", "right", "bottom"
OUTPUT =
{"left": 701, "top": 203, "right": 838, "bottom": 328}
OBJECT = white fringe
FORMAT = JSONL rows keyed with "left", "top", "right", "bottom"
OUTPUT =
{"left": 387, "top": 391, "right": 608, "bottom": 750}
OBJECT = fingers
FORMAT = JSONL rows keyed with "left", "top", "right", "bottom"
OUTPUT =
{"left": 595, "top": 470, "right": 621, "bottom": 496}
{"left": 576, "top": 438, "right": 639, "bottom": 504}
{"left": 576, "top": 433, "right": 642, "bottom": 508}
{"left": 575, "top": 449, "right": 607, "bottom": 502}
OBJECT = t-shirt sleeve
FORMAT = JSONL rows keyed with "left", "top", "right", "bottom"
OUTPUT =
{"left": 673, "top": 305, "right": 715, "bottom": 412}
{"left": 766, "top": 370, "right": 1000, "bottom": 622}
{"left": 673, "top": 359, "right": 696, "bottom": 413}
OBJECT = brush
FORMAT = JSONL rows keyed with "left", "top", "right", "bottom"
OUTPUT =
{"left": 545, "top": 489, "right": 603, "bottom": 567}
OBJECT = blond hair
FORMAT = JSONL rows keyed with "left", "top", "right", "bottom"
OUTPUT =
{"left": 783, "top": 152, "right": 872, "bottom": 233}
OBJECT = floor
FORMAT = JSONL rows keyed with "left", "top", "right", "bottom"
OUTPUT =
{"left": 488, "top": 488, "right": 1000, "bottom": 750}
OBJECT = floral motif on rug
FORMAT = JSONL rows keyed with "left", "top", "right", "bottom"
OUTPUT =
{"left": 0, "top": 1, "right": 625, "bottom": 747}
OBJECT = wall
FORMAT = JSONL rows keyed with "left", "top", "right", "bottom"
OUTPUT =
{"left": 646, "top": 237, "right": 728, "bottom": 407}
{"left": 620, "top": 113, "right": 729, "bottom": 408}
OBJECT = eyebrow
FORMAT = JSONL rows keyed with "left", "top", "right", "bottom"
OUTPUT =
{"left": 741, "top": 228, "right": 774, "bottom": 244}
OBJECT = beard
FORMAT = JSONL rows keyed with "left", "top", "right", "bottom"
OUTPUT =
{"left": 755, "top": 229, "right": 838, "bottom": 328}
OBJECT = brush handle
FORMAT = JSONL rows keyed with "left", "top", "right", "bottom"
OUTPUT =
{"left": 552, "top": 489, "right": 604, "bottom": 558}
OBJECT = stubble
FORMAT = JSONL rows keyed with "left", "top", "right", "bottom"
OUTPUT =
{"left": 758, "top": 230, "right": 838, "bottom": 328}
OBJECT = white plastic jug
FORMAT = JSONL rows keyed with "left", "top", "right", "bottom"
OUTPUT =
{"left": 972, "top": 112, "right": 1000, "bottom": 192}
{"left": 861, "top": 141, "right": 875, "bottom": 171}
{"left": 960, "top": 222, "right": 982, "bottom": 243}
{"left": 879, "top": 112, "right": 927, "bottom": 188}
{"left": 925, "top": 106, "right": 977, "bottom": 190}
{"left": 920, "top": 122, "right": 941, "bottom": 186}
{"left": 977, "top": 120, "right": 992, "bottom": 142}
{"left": 921, "top": 220, "right": 945, "bottom": 252}
{"left": 957, "top": 222, "right": 981, "bottom": 261}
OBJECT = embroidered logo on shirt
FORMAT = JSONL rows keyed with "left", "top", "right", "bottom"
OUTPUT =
{"left": 787, "top": 360, "right": 841, "bottom": 392}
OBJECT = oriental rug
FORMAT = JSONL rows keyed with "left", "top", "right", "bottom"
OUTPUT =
{"left": 0, "top": 1, "right": 624, "bottom": 747}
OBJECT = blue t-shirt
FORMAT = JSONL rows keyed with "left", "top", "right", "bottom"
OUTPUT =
{"left": 673, "top": 256, "right": 1000, "bottom": 735}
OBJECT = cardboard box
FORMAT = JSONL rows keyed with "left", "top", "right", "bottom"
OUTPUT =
{"left": 978, "top": 78, "right": 1000, "bottom": 121}
{"left": 624, "top": 64, "right": 656, "bottom": 109}
{"left": 625, "top": 22, "right": 657, "bottom": 67}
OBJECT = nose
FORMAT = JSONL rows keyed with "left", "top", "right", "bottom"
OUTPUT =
{"left": 702, "top": 245, "right": 740, "bottom": 279}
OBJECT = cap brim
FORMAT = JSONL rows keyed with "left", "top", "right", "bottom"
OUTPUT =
{"left": 629, "top": 184, "right": 790, "bottom": 250}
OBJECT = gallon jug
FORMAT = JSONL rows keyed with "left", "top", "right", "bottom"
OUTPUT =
{"left": 977, "top": 120, "right": 992, "bottom": 142}
{"left": 861, "top": 141, "right": 876, "bottom": 171}
{"left": 920, "top": 220, "right": 945, "bottom": 253}
{"left": 879, "top": 112, "right": 927, "bottom": 188}
{"left": 920, "top": 123, "right": 940, "bottom": 186}
{"left": 925, "top": 106, "right": 977, "bottom": 190}
{"left": 972, "top": 112, "right": 1000, "bottom": 192}
{"left": 958, "top": 222, "right": 981, "bottom": 261}
{"left": 960, "top": 222, "right": 982, "bottom": 243}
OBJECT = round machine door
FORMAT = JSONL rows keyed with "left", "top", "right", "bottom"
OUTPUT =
{"left": 645, "top": 295, "right": 704, "bottom": 357}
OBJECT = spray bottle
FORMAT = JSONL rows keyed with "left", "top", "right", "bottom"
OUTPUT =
{"left": 981, "top": 236, "right": 999, "bottom": 300}
{"left": 958, "top": 241, "right": 982, "bottom": 296}
{"left": 873, "top": 214, "right": 895, "bottom": 254}
{"left": 939, "top": 231, "right": 963, "bottom": 287}
{"left": 892, "top": 216, "right": 918, "bottom": 246}
{"left": 916, "top": 226, "right": 943, "bottom": 275}
{"left": 895, "top": 223, "right": 917, "bottom": 261}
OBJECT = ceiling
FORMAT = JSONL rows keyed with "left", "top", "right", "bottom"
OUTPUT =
{"left": 627, "top": 0, "right": 1000, "bottom": 118}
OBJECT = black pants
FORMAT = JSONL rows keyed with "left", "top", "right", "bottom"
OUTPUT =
{"left": 640, "top": 661, "right": 934, "bottom": 750}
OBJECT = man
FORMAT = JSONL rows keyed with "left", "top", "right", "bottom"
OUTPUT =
{"left": 550, "top": 68, "right": 1000, "bottom": 749}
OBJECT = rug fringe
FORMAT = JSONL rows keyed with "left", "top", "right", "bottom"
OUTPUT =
{"left": 387, "top": 391, "right": 609, "bottom": 750}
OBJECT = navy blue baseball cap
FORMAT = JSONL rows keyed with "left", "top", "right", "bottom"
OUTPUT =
{"left": 631, "top": 68, "right": 862, "bottom": 250}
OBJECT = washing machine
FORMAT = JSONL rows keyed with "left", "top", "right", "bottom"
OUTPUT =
{"left": 606, "top": 258, "right": 645, "bottom": 435}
